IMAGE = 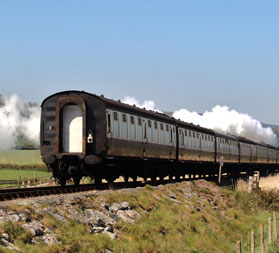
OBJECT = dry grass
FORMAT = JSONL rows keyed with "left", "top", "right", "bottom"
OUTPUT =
{"left": 259, "top": 174, "right": 279, "bottom": 191}
{"left": 236, "top": 179, "right": 248, "bottom": 192}
{"left": 236, "top": 175, "right": 279, "bottom": 192}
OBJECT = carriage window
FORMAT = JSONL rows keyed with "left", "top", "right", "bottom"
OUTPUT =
{"left": 160, "top": 123, "right": 165, "bottom": 144}
{"left": 154, "top": 122, "right": 159, "bottom": 143}
{"left": 170, "top": 128, "right": 173, "bottom": 144}
{"left": 185, "top": 130, "right": 187, "bottom": 136}
{"left": 166, "top": 125, "right": 170, "bottom": 145}
{"left": 144, "top": 120, "right": 147, "bottom": 140}
{"left": 137, "top": 118, "right": 143, "bottom": 141}
{"left": 122, "top": 114, "right": 127, "bottom": 122}
{"left": 113, "top": 112, "right": 119, "bottom": 137}
{"left": 130, "top": 116, "right": 136, "bottom": 140}
{"left": 122, "top": 114, "right": 128, "bottom": 139}
{"left": 182, "top": 130, "right": 185, "bottom": 145}
{"left": 107, "top": 112, "right": 111, "bottom": 134}
{"left": 193, "top": 132, "right": 195, "bottom": 138}
{"left": 148, "top": 120, "right": 153, "bottom": 142}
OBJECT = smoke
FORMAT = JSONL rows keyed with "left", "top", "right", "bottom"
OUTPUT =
{"left": 122, "top": 96, "right": 277, "bottom": 145}
{"left": 0, "top": 94, "right": 275, "bottom": 150}
{"left": 173, "top": 105, "right": 277, "bottom": 145}
{"left": 0, "top": 94, "right": 40, "bottom": 150}
{"left": 121, "top": 96, "right": 161, "bottom": 112}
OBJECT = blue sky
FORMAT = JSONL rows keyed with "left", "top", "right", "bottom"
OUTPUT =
{"left": 0, "top": 1, "right": 279, "bottom": 124}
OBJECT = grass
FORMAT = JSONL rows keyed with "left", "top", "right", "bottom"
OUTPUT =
{"left": 3, "top": 177, "right": 279, "bottom": 251}
{"left": 0, "top": 169, "right": 51, "bottom": 189}
{"left": 0, "top": 150, "right": 43, "bottom": 165}
{"left": 4, "top": 181, "right": 277, "bottom": 252}
{"left": 0, "top": 149, "right": 47, "bottom": 171}
{"left": 0, "top": 169, "right": 50, "bottom": 181}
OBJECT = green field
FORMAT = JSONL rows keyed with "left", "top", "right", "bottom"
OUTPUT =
{"left": 0, "top": 169, "right": 50, "bottom": 181}
{"left": 0, "top": 150, "right": 43, "bottom": 165}
{"left": 0, "top": 150, "right": 49, "bottom": 188}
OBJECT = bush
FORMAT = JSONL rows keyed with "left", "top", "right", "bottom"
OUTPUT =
{"left": 3, "top": 221, "right": 25, "bottom": 241}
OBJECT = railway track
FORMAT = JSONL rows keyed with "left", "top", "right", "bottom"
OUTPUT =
{"left": 0, "top": 181, "right": 148, "bottom": 202}
{"left": 0, "top": 173, "right": 240, "bottom": 202}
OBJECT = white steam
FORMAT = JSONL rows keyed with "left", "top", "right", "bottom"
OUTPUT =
{"left": 121, "top": 96, "right": 161, "bottom": 112}
{"left": 122, "top": 96, "right": 277, "bottom": 145}
{"left": 0, "top": 94, "right": 40, "bottom": 150}
{"left": 173, "top": 106, "right": 277, "bottom": 145}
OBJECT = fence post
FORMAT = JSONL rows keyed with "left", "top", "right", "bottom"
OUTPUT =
{"left": 18, "top": 176, "right": 21, "bottom": 188}
{"left": 34, "top": 172, "right": 36, "bottom": 186}
{"left": 261, "top": 223, "right": 265, "bottom": 253}
{"left": 274, "top": 211, "right": 278, "bottom": 241}
{"left": 237, "top": 240, "right": 241, "bottom": 253}
{"left": 251, "top": 230, "right": 255, "bottom": 253}
{"left": 248, "top": 176, "right": 253, "bottom": 193}
{"left": 269, "top": 217, "right": 272, "bottom": 244}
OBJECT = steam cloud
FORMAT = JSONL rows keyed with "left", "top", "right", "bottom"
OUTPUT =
{"left": 0, "top": 94, "right": 40, "bottom": 151}
{"left": 122, "top": 96, "right": 277, "bottom": 145}
{"left": 0, "top": 94, "right": 276, "bottom": 151}
{"left": 122, "top": 96, "right": 159, "bottom": 112}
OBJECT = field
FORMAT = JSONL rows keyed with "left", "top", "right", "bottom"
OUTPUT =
{"left": 0, "top": 150, "right": 43, "bottom": 166}
{"left": 0, "top": 150, "right": 50, "bottom": 188}
{"left": 0, "top": 169, "right": 50, "bottom": 181}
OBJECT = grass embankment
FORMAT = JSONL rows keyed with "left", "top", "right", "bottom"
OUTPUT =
{"left": 2, "top": 180, "right": 279, "bottom": 252}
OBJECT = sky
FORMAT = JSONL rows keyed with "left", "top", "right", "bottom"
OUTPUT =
{"left": 0, "top": 1, "right": 279, "bottom": 124}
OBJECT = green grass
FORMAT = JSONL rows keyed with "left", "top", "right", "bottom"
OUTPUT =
{"left": 0, "top": 169, "right": 50, "bottom": 181}
{"left": 0, "top": 169, "right": 51, "bottom": 189}
{"left": 4, "top": 182, "right": 279, "bottom": 252}
{"left": 0, "top": 150, "right": 43, "bottom": 165}
{"left": 2, "top": 181, "right": 279, "bottom": 252}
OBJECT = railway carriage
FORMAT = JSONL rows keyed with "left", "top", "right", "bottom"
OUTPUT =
{"left": 177, "top": 121, "right": 215, "bottom": 163}
{"left": 41, "top": 90, "right": 279, "bottom": 186}
{"left": 41, "top": 90, "right": 177, "bottom": 185}
{"left": 215, "top": 133, "right": 240, "bottom": 164}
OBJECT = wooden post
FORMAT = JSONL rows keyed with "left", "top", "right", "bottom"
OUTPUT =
{"left": 18, "top": 176, "right": 21, "bottom": 188}
{"left": 237, "top": 240, "right": 241, "bottom": 253}
{"left": 218, "top": 156, "right": 224, "bottom": 184}
{"left": 261, "top": 223, "right": 265, "bottom": 253}
{"left": 274, "top": 211, "right": 278, "bottom": 240}
{"left": 247, "top": 231, "right": 250, "bottom": 251}
{"left": 248, "top": 176, "right": 253, "bottom": 193}
{"left": 34, "top": 172, "right": 36, "bottom": 186}
{"left": 269, "top": 217, "right": 272, "bottom": 244}
{"left": 251, "top": 230, "right": 255, "bottom": 253}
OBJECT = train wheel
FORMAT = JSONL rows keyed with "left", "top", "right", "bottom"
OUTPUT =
{"left": 151, "top": 176, "right": 156, "bottom": 182}
{"left": 73, "top": 177, "right": 81, "bottom": 186}
{"left": 124, "top": 175, "right": 129, "bottom": 183}
{"left": 58, "top": 178, "right": 66, "bottom": 187}
{"left": 94, "top": 176, "right": 101, "bottom": 185}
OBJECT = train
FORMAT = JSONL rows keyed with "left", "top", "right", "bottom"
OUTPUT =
{"left": 40, "top": 90, "right": 279, "bottom": 186}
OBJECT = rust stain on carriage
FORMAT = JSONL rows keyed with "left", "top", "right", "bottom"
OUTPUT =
{"left": 55, "top": 96, "right": 87, "bottom": 154}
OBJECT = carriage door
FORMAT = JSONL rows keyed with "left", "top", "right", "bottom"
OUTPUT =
{"left": 62, "top": 105, "right": 83, "bottom": 153}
